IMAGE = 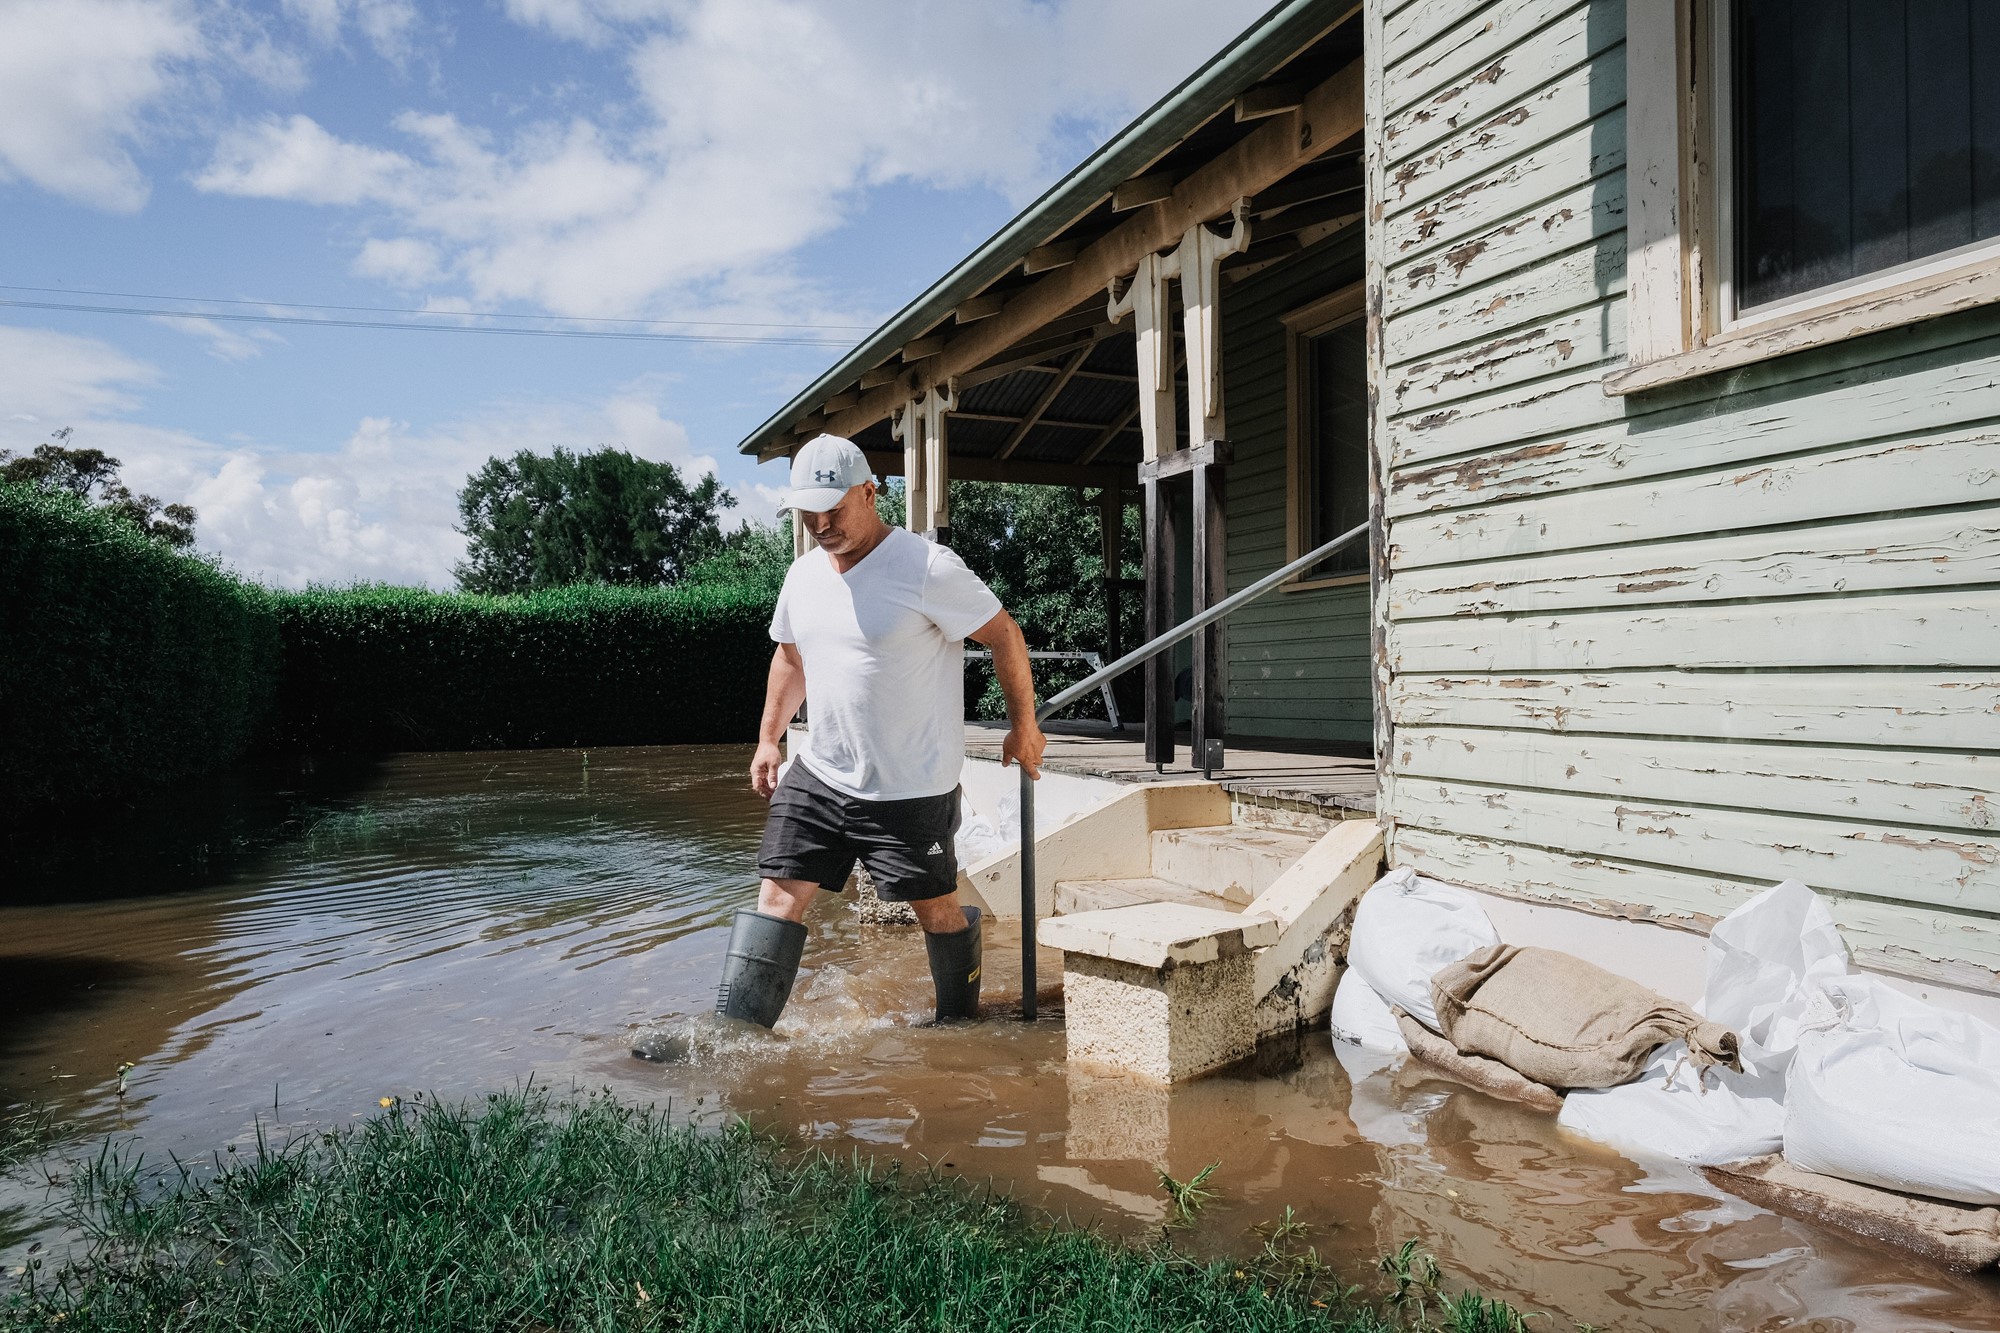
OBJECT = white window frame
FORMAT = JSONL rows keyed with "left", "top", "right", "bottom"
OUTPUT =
{"left": 1608, "top": 0, "right": 2000, "bottom": 396}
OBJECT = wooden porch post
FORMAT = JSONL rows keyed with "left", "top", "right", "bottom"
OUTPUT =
{"left": 1098, "top": 484, "right": 1122, "bottom": 662}
{"left": 892, "top": 398, "right": 925, "bottom": 536}
{"left": 1109, "top": 252, "right": 1180, "bottom": 768}
{"left": 893, "top": 383, "right": 956, "bottom": 544}
{"left": 1141, "top": 475, "right": 1177, "bottom": 766}
{"left": 1175, "top": 205, "right": 1248, "bottom": 772}
{"left": 1190, "top": 461, "right": 1226, "bottom": 764}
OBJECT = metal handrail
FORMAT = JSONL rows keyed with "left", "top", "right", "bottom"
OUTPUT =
{"left": 1015, "top": 519, "right": 1368, "bottom": 1020}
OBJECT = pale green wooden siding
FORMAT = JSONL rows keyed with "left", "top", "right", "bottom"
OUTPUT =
{"left": 1371, "top": 0, "right": 2000, "bottom": 992}
{"left": 1221, "top": 228, "right": 1370, "bottom": 744}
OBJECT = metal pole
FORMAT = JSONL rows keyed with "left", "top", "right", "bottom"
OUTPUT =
{"left": 1019, "top": 761, "right": 1036, "bottom": 1021}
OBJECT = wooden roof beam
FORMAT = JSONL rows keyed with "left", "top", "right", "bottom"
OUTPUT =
{"left": 863, "top": 450, "right": 1128, "bottom": 488}
{"left": 955, "top": 291, "right": 1006, "bottom": 323}
{"left": 1235, "top": 79, "right": 1306, "bottom": 121}
{"left": 951, "top": 411, "right": 1135, "bottom": 432}
{"left": 1111, "top": 171, "right": 1176, "bottom": 212}
{"left": 1023, "top": 239, "right": 1080, "bottom": 274}
{"left": 997, "top": 343, "right": 1094, "bottom": 460}
{"left": 817, "top": 55, "right": 1362, "bottom": 441}
{"left": 1078, "top": 399, "right": 1142, "bottom": 464}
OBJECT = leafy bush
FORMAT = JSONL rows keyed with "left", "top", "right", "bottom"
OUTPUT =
{"left": 270, "top": 579, "right": 775, "bottom": 751}
{"left": 0, "top": 483, "right": 279, "bottom": 817}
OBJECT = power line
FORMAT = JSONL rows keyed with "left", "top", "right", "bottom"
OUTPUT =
{"left": 0, "top": 297, "right": 862, "bottom": 347}
{"left": 0, "top": 283, "right": 879, "bottom": 333}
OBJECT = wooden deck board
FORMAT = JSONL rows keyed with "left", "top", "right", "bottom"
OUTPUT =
{"left": 964, "top": 721, "right": 1378, "bottom": 814}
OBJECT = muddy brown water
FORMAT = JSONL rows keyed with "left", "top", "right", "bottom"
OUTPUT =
{"left": 2, "top": 746, "right": 1994, "bottom": 1330}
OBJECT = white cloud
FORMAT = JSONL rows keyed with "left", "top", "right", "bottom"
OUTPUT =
{"left": 196, "top": 113, "right": 414, "bottom": 205}
{"left": 730, "top": 479, "right": 790, "bottom": 526}
{"left": 0, "top": 324, "right": 719, "bottom": 587}
{"left": 0, "top": 0, "right": 203, "bottom": 210}
{"left": 281, "top": 0, "right": 421, "bottom": 63}
{"left": 193, "top": 0, "right": 1265, "bottom": 318}
{"left": 353, "top": 235, "right": 442, "bottom": 286}
{"left": 147, "top": 314, "right": 286, "bottom": 362}
{"left": 0, "top": 325, "right": 160, "bottom": 423}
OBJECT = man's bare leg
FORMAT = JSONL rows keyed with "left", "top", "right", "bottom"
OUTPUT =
{"left": 757, "top": 877, "right": 821, "bottom": 922}
{"left": 909, "top": 891, "right": 970, "bottom": 934}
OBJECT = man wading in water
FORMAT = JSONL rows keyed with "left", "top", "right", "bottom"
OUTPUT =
{"left": 714, "top": 433, "right": 1046, "bottom": 1029}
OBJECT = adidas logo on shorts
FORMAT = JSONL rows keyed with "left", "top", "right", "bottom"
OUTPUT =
{"left": 925, "top": 842, "right": 944, "bottom": 855}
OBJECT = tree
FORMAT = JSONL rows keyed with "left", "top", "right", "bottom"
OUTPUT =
{"left": 0, "top": 428, "right": 198, "bottom": 548}
{"left": 867, "top": 479, "right": 1141, "bottom": 721}
{"left": 454, "top": 447, "right": 735, "bottom": 594}
{"left": 943, "top": 481, "right": 1142, "bottom": 721}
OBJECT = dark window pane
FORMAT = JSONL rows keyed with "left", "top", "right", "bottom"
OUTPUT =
{"left": 1976, "top": 3, "right": 2000, "bottom": 236}
{"left": 1734, "top": 0, "right": 2000, "bottom": 309}
{"left": 1788, "top": 1, "right": 1851, "bottom": 292}
{"left": 1737, "top": 0, "right": 1799, "bottom": 303}
{"left": 1305, "top": 319, "right": 1367, "bottom": 577}
{"left": 1908, "top": 0, "right": 1974, "bottom": 258}
{"left": 1849, "top": 0, "right": 1909, "bottom": 275}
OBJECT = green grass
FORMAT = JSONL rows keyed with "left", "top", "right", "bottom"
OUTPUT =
{"left": 0, "top": 1105, "right": 58, "bottom": 1172}
{"left": 2, "top": 1090, "right": 1532, "bottom": 1333}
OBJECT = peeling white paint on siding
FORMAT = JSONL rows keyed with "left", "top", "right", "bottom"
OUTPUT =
{"left": 1371, "top": 0, "right": 2000, "bottom": 991}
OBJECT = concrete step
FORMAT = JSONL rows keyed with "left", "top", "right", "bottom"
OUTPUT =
{"left": 1053, "top": 876, "right": 1239, "bottom": 916}
{"left": 1148, "top": 824, "right": 1318, "bottom": 905}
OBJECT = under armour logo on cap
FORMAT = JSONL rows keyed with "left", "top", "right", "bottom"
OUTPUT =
{"left": 781, "top": 434, "right": 875, "bottom": 514}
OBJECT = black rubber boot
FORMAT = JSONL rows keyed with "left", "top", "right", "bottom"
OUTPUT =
{"left": 715, "top": 909, "right": 808, "bottom": 1028}
{"left": 924, "top": 905, "right": 983, "bottom": 1022}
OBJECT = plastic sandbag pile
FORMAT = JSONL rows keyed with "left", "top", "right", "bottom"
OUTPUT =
{"left": 1331, "top": 870, "right": 2000, "bottom": 1265}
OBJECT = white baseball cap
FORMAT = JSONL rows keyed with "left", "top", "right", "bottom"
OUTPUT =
{"left": 780, "top": 433, "right": 875, "bottom": 513}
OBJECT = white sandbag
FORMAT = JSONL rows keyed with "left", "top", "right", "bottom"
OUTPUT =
{"left": 1329, "top": 969, "right": 1407, "bottom": 1053}
{"left": 1558, "top": 879, "right": 1841, "bottom": 1166}
{"left": 954, "top": 798, "right": 1008, "bottom": 867}
{"left": 1785, "top": 974, "right": 2000, "bottom": 1206}
{"left": 1560, "top": 1043, "right": 1787, "bottom": 1166}
{"left": 1347, "top": 868, "right": 1499, "bottom": 1032}
{"left": 1703, "top": 879, "right": 1848, "bottom": 1070}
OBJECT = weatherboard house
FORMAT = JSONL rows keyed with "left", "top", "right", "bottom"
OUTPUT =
{"left": 739, "top": 0, "right": 2000, "bottom": 1077}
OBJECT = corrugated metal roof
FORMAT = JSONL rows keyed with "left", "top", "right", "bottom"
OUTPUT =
{"left": 734, "top": 0, "right": 1351, "bottom": 460}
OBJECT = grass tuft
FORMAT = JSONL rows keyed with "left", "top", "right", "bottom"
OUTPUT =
{"left": 0, "top": 1090, "right": 1537, "bottom": 1333}
{"left": 0, "top": 1104, "right": 59, "bottom": 1171}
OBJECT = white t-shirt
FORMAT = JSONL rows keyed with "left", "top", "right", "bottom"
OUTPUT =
{"left": 770, "top": 527, "right": 1003, "bottom": 801}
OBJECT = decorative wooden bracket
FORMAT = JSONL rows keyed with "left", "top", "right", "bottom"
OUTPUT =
{"left": 1106, "top": 200, "right": 1251, "bottom": 458}
{"left": 892, "top": 379, "right": 957, "bottom": 538}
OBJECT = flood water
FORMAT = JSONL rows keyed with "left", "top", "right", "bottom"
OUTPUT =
{"left": 3, "top": 746, "right": 1995, "bottom": 1331}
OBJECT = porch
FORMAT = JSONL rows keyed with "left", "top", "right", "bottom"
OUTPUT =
{"left": 963, "top": 720, "right": 1375, "bottom": 817}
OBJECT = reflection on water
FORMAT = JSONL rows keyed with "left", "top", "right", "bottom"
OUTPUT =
{"left": 2, "top": 746, "right": 1995, "bottom": 1330}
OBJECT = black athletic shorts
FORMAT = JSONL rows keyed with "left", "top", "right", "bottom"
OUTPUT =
{"left": 757, "top": 761, "right": 962, "bottom": 902}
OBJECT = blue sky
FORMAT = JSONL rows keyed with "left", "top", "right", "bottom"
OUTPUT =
{"left": 0, "top": 0, "right": 1263, "bottom": 586}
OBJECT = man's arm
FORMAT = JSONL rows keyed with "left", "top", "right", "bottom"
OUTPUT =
{"left": 752, "top": 642, "right": 807, "bottom": 797}
{"left": 968, "top": 610, "right": 1045, "bottom": 779}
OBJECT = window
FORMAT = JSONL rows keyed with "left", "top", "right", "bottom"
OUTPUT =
{"left": 1610, "top": 0, "right": 2000, "bottom": 393}
{"left": 1284, "top": 285, "right": 1368, "bottom": 586}
{"left": 1724, "top": 0, "right": 2000, "bottom": 320}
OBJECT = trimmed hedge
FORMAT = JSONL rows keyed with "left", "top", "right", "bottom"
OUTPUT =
{"left": 270, "top": 579, "right": 777, "bottom": 751}
{"left": 2, "top": 484, "right": 782, "bottom": 820}
{"left": 0, "top": 484, "right": 281, "bottom": 815}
